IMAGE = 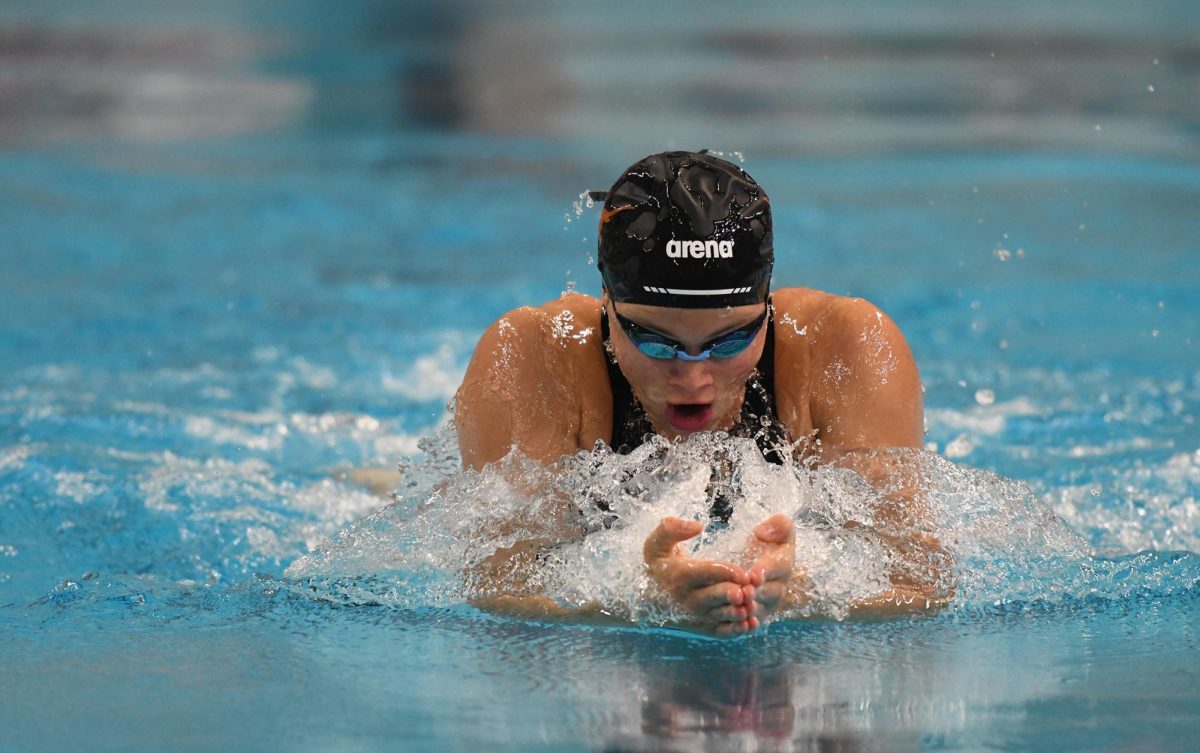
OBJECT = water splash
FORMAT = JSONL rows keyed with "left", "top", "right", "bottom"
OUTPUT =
{"left": 284, "top": 429, "right": 1196, "bottom": 628}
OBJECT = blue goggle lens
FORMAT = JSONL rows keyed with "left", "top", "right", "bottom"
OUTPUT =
{"left": 709, "top": 338, "right": 754, "bottom": 358}
{"left": 615, "top": 306, "right": 766, "bottom": 361}
{"left": 637, "top": 341, "right": 685, "bottom": 359}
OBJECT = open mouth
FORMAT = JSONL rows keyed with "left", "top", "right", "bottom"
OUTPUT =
{"left": 665, "top": 402, "right": 714, "bottom": 433}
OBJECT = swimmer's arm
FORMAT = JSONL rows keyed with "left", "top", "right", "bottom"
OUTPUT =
{"left": 847, "top": 584, "right": 952, "bottom": 617}
{"left": 334, "top": 308, "right": 573, "bottom": 497}
{"left": 808, "top": 297, "right": 925, "bottom": 456}
{"left": 455, "top": 308, "right": 610, "bottom": 620}
{"left": 805, "top": 299, "right": 953, "bottom": 614}
{"left": 454, "top": 306, "right": 583, "bottom": 470}
{"left": 469, "top": 594, "right": 628, "bottom": 625}
{"left": 464, "top": 535, "right": 623, "bottom": 626}
{"left": 828, "top": 450, "right": 954, "bottom": 616}
{"left": 819, "top": 454, "right": 954, "bottom": 616}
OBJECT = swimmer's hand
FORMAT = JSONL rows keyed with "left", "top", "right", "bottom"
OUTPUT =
{"left": 643, "top": 517, "right": 758, "bottom": 638}
{"left": 742, "top": 514, "right": 807, "bottom": 621}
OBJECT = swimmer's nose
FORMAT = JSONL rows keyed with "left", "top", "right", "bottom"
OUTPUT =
{"left": 667, "top": 359, "right": 714, "bottom": 393}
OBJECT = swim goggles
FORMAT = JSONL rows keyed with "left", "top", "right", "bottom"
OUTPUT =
{"left": 611, "top": 304, "right": 768, "bottom": 361}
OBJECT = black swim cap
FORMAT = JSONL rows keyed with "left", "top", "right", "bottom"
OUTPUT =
{"left": 597, "top": 151, "right": 772, "bottom": 309}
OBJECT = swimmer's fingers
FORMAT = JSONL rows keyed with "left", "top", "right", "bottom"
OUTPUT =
{"left": 679, "top": 581, "right": 746, "bottom": 616}
{"left": 704, "top": 602, "right": 750, "bottom": 624}
{"left": 655, "top": 562, "right": 749, "bottom": 616}
{"left": 644, "top": 518, "right": 751, "bottom": 582}
{"left": 711, "top": 615, "right": 760, "bottom": 638}
{"left": 750, "top": 580, "right": 788, "bottom": 614}
{"left": 754, "top": 514, "right": 796, "bottom": 548}
{"left": 748, "top": 514, "right": 796, "bottom": 582}
{"left": 652, "top": 561, "right": 750, "bottom": 611}
{"left": 749, "top": 549, "right": 793, "bottom": 586}
{"left": 747, "top": 550, "right": 794, "bottom": 615}
{"left": 643, "top": 516, "right": 704, "bottom": 562}
{"left": 675, "top": 558, "right": 751, "bottom": 588}
{"left": 745, "top": 514, "right": 797, "bottom": 618}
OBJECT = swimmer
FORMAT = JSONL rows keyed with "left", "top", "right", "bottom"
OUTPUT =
{"left": 455, "top": 150, "right": 946, "bottom": 636}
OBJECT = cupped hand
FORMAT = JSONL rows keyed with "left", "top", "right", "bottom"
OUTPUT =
{"left": 742, "top": 513, "right": 800, "bottom": 620}
{"left": 643, "top": 516, "right": 759, "bottom": 637}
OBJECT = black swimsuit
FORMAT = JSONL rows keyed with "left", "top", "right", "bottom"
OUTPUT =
{"left": 599, "top": 303, "right": 791, "bottom": 466}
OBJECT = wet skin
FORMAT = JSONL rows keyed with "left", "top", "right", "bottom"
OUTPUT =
{"left": 454, "top": 288, "right": 932, "bottom": 635}
{"left": 643, "top": 514, "right": 798, "bottom": 636}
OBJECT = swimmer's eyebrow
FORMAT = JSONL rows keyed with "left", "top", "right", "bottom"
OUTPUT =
{"left": 624, "top": 309, "right": 765, "bottom": 344}
{"left": 700, "top": 314, "right": 767, "bottom": 342}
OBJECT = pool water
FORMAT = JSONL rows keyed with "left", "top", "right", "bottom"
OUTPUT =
{"left": 2, "top": 1, "right": 1199, "bottom": 751}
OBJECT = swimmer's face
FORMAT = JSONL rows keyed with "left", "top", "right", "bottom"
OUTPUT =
{"left": 606, "top": 298, "right": 768, "bottom": 440}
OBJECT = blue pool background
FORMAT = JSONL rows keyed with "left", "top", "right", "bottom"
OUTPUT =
{"left": 1, "top": 1, "right": 1199, "bottom": 751}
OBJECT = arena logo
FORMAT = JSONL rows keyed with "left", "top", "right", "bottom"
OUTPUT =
{"left": 665, "top": 239, "right": 734, "bottom": 259}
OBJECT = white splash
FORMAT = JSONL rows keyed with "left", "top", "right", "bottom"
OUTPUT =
{"left": 287, "top": 430, "right": 1104, "bottom": 625}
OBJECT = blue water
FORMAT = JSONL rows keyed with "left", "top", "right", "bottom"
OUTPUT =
{"left": 2, "top": 1, "right": 1199, "bottom": 750}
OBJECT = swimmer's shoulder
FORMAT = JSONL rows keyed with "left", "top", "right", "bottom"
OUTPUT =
{"left": 771, "top": 287, "right": 837, "bottom": 331}
{"left": 468, "top": 293, "right": 605, "bottom": 371}
{"left": 502, "top": 292, "right": 609, "bottom": 399}
{"left": 767, "top": 288, "right": 832, "bottom": 435}
{"left": 457, "top": 294, "right": 610, "bottom": 463}
{"left": 771, "top": 286, "right": 908, "bottom": 353}
{"left": 477, "top": 291, "right": 600, "bottom": 352}
{"left": 770, "top": 287, "right": 922, "bottom": 453}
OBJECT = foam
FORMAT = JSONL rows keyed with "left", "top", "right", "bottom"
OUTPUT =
{"left": 53, "top": 471, "right": 105, "bottom": 504}
{"left": 1051, "top": 450, "right": 1200, "bottom": 554}
{"left": 289, "top": 428, "right": 1167, "bottom": 627}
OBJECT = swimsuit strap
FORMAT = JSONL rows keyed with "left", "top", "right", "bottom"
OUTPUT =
{"left": 600, "top": 307, "right": 655, "bottom": 453}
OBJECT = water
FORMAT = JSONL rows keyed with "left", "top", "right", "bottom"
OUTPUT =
{"left": 2, "top": 1, "right": 1199, "bottom": 750}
